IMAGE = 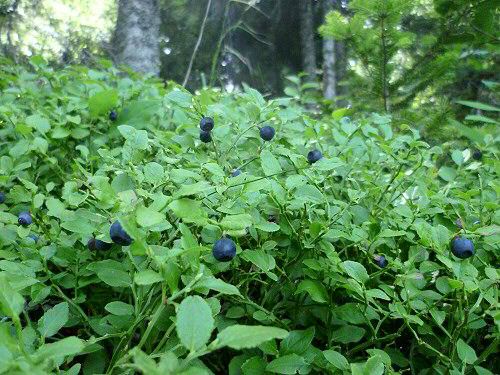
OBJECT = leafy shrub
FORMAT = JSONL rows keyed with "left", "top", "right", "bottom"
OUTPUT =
{"left": 0, "top": 57, "right": 499, "bottom": 375}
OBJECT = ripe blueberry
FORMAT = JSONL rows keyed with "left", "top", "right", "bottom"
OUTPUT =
{"left": 472, "top": 150, "right": 482, "bottom": 161}
{"left": 259, "top": 126, "right": 275, "bottom": 141}
{"left": 18, "top": 212, "right": 32, "bottom": 226}
{"left": 109, "top": 111, "right": 117, "bottom": 121}
{"left": 200, "top": 130, "right": 212, "bottom": 143}
{"left": 200, "top": 116, "right": 214, "bottom": 132}
{"left": 87, "top": 237, "right": 113, "bottom": 250}
{"left": 231, "top": 169, "right": 241, "bottom": 177}
{"left": 450, "top": 236, "right": 475, "bottom": 259}
{"left": 374, "top": 255, "right": 388, "bottom": 268}
{"left": 307, "top": 149, "right": 323, "bottom": 164}
{"left": 0, "top": 192, "right": 5, "bottom": 204}
{"left": 212, "top": 238, "right": 237, "bottom": 262}
{"left": 110, "top": 220, "right": 133, "bottom": 246}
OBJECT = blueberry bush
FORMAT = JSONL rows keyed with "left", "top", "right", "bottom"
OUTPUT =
{"left": 0, "top": 57, "right": 499, "bottom": 375}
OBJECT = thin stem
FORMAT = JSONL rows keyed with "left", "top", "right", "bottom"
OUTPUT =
{"left": 183, "top": 0, "right": 212, "bottom": 88}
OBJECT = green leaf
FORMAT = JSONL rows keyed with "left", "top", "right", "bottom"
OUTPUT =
{"left": 451, "top": 150, "right": 463, "bottom": 166}
{"left": 144, "top": 162, "right": 165, "bottom": 185}
{"left": 475, "top": 225, "right": 500, "bottom": 236}
{"left": 280, "top": 327, "right": 315, "bottom": 355}
{"left": 0, "top": 274, "right": 25, "bottom": 318}
{"left": 378, "top": 229, "right": 406, "bottom": 237}
{"left": 474, "top": 366, "right": 495, "bottom": 375}
{"left": 343, "top": 261, "right": 369, "bottom": 284}
{"left": 176, "top": 296, "right": 214, "bottom": 351}
{"left": 89, "top": 90, "right": 118, "bottom": 117}
{"left": 220, "top": 214, "right": 253, "bottom": 230}
{"left": 38, "top": 302, "right": 69, "bottom": 338}
{"left": 60, "top": 218, "right": 94, "bottom": 235}
{"left": 331, "top": 325, "right": 365, "bottom": 344}
{"left": 97, "top": 269, "right": 132, "bottom": 288}
{"left": 136, "top": 206, "right": 165, "bottom": 227}
{"left": 260, "top": 150, "right": 282, "bottom": 176}
{"left": 295, "top": 279, "right": 329, "bottom": 303}
{"left": 364, "top": 355, "right": 385, "bottom": 375}
{"left": 215, "top": 325, "right": 288, "bottom": 350}
{"left": 166, "top": 90, "right": 193, "bottom": 107}
{"left": 266, "top": 354, "right": 309, "bottom": 374}
{"left": 34, "top": 336, "right": 85, "bottom": 360}
{"left": 241, "top": 356, "right": 268, "bottom": 375}
{"left": 26, "top": 114, "right": 51, "bottom": 134}
{"left": 168, "top": 199, "right": 208, "bottom": 226}
{"left": 455, "top": 100, "right": 500, "bottom": 112}
{"left": 450, "top": 120, "right": 485, "bottom": 145}
{"left": 457, "top": 339, "right": 477, "bottom": 364}
{"left": 313, "top": 158, "right": 343, "bottom": 171}
{"left": 323, "top": 350, "right": 349, "bottom": 370}
{"left": 254, "top": 222, "right": 280, "bottom": 232}
{"left": 203, "top": 163, "right": 226, "bottom": 177}
{"left": 105, "top": 301, "right": 134, "bottom": 316}
{"left": 174, "top": 181, "right": 211, "bottom": 198}
{"left": 195, "top": 277, "right": 241, "bottom": 296}
{"left": 241, "top": 250, "right": 276, "bottom": 272}
{"left": 134, "top": 270, "right": 163, "bottom": 285}
{"left": 465, "top": 115, "right": 500, "bottom": 125}
{"left": 294, "top": 184, "right": 324, "bottom": 203}
{"left": 438, "top": 167, "right": 456, "bottom": 182}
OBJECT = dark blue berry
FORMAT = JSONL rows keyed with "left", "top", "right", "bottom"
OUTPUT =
{"left": 307, "top": 149, "right": 323, "bottom": 164}
{"left": 200, "top": 130, "right": 212, "bottom": 143}
{"left": 87, "top": 238, "right": 113, "bottom": 250}
{"left": 472, "top": 150, "right": 482, "bottom": 161}
{"left": 109, "top": 111, "right": 117, "bottom": 121}
{"left": 110, "top": 220, "right": 133, "bottom": 246}
{"left": 200, "top": 117, "right": 214, "bottom": 132}
{"left": 0, "top": 192, "right": 5, "bottom": 204}
{"left": 374, "top": 255, "right": 388, "bottom": 268}
{"left": 450, "top": 236, "right": 475, "bottom": 259}
{"left": 259, "top": 126, "right": 275, "bottom": 141}
{"left": 213, "top": 238, "right": 236, "bottom": 262}
{"left": 231, "top": 169, "right": 241, "bottom": 177}
{"left": 18, "top": 212, "right": 32, "bottom": 226}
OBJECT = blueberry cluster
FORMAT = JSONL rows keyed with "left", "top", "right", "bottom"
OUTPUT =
{"left": 199, "top": 116, "right": 214, "bottom": 143}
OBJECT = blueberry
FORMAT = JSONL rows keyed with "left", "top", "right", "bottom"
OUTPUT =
{"left": 18, "top": 212, "right": 32, "bottom": 226}
{"left": 109, "top": 111, "right": 117, "bottom": 121}
{"left": 450, "top": 236, "right": 475, "bottom": 259}
{"left": 374, "top": 255, "right": 388, "bottom": 268}
{"left": 87, "top": 237, "right": 113, "bottom": 250}
{"left": 231, "top": 169, "right": 241, "bottom": 177}
{"left": 307, "top": 149, "right": 323, "bottom": 164}
{"left": 268, "top": 214, "right": 278, "bottom": 223}
{"left": 0, "top": 192, "right": 5, "bottom": 204}
{"left": 259, "top": 126, "right": 275, "bottom": 141}
{"left": 110, "top": 220, "right": 133, "bottom": 246}
{"left": 200, "top": 116, "right": 214, "bottom": 132}
{"left": 200, "top": 130, "right": 212, "bottom": 143}
{"left": 212, "top": 238, "right": 236, "bottom": 262}
{"left": 472, "top": 150, "right": 482, "bottom": 161}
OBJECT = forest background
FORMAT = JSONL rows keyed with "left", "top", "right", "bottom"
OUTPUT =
{"left": 1, "top": 0, "right": 498, "bottom": 141}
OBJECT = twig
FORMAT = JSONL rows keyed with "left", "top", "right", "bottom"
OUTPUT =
{"left": 182, "top": 0, "right": 212, "bottom": 88}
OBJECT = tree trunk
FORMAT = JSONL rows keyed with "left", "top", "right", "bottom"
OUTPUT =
{"left": 112, "top": 0, "right": 160, "bottom": 75}
{"left": 334, "top": 40, "right": 349, "bottom": 108}
{"left": 299, "top": 0, "right": 316, "bottom": 84}
{"left": 322, "top": 0, "right": 336, "bottom": 102}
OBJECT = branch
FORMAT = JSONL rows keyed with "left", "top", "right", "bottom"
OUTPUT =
{"left": 182, "top": 0, "right": 212, "bottom": 88}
